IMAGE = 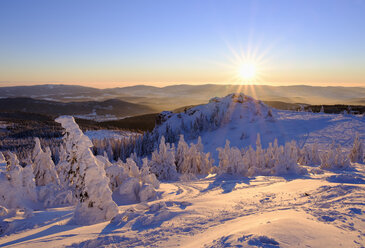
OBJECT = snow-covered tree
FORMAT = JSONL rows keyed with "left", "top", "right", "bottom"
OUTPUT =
{"left": 0, "top": 152, "right": 6, "bottom": 173}
{"left": 320, "top": 141, "right": 351, "bottom": 170}
{"left": 140, "top": 158, "right": 160, "bottom": 189}
{"left": 148, "top": 136, "right": 178, "bottom": 180}
{"left": 32, "top": 138, "right": 60, "bottom": 186}
{"left": 55, "top": 116, "right": 118, "bottom": 224}
{"left": 0, "top": 152, "right": 37, "bottom": 210}
{"left": 298, "top": 143, "right": 321, "bottom": 166}
{"left": 105, "top": 160, "right": 128, "bottom": 191}
{"left": 217, "top": 140, "right": 247, "bottom": 175}
{"left": 105, "top": 157, "right": 159, "bottom": 203}
{"left": 349, "top": 133, "right": 364, "bottom": 163}
{"left": 320, "top": 106, "right": 324, "bottom": 113}
{"left": 176, "top": 135, "right": 213, "bottom": 175}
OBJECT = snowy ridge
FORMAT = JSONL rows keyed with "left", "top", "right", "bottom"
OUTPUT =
{"left": 152, "top": 93, "right": 365, "bottom": 160}
{"left": 154, "top": 93, "right": 273, "bottom": 143}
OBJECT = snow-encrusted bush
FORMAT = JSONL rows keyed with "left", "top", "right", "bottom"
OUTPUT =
{"left": 176, "top": 135, "right": 213, "bottom": 175}
{"left": 149, "top": 136, "right": 178, "bottom": 180}
{"left": 55, "top": 116, "right": 118, "bottom": 225}
{"left": 320, "top": 141, "right": 351, "bottom": 170}
{"left": 32, "top": 138, "right": 60, "bottom": 186}
{"left": 298, "top": 143, "right": 321, "bottom": 166}
{"left": 349, "top": 133, "right": 364, "bottom": 163}
{"left": 105, "top": 157, "right": 160, "bottom": 203}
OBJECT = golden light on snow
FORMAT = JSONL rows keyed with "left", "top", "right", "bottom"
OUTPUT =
{"left": 238, "top": 63, "right": 257, "bottom": 81}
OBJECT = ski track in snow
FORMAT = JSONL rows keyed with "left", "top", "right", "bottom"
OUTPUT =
{"left": 1, "top": 165, "right": 364, "bottom": 248}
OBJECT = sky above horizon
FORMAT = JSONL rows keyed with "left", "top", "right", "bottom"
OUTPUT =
{"left": 1, "top": 0, "right": 365, "bottom": 89}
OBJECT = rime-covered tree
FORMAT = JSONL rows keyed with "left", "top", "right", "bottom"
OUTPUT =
{"left": 349, "top": 133, "right": 364, "bottom": 163}
{"left": 148, "top": 136, "right": 178, "bottom": 180}
{"left": 217, "top": 140, "right": 247, "bottom": 175}
{"left": 55, "top": 116, "right": 118, "bottom": 224}
{"left": 0, "top": 152, "right": 6, "bottom": 172}
{"left": 1, "top": 152, "right": 37, "bottom": 209}
{"left": 320, "top": 141, "right": 351, "bottom": 170}
{"left": 32, "top": 138, "right": 60, "bottom": 186}
{"left": 176, "top": 136, "right": 213, "bottom": 175}
{"left": 298, "top": 143, "right": 321, "bottom": 165}
{"left": 320, "top": 106, "right": 324, "bottom": 113}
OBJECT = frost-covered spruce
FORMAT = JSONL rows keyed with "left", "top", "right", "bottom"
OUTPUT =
{"left": 32, "top": 138, "right": 60, "bottom": 186}
{"left": 176, "top": 135, "right": 213, "bottom": 175}
{"left": 0, "top": 152, "right": 6, "bottom": 173}
{"left": 0, "top": 152, "right": 37, "bottom": 209}
{"left": 349, "top": 133, "right": 364, "bottom": 163}
{"left": 55, "top": 116, "right": 118, "bottom": 224}
{"left": 148, "top": 136, "right": 178, "bottom": 180}
{"left": 298, "top": 143, "right": 321, "bottom": 166}
{"left": 320, "top": 141, "right": 351, "bottom": 170}
{"left": 217, "top": 140, "right": 247, "bottom": 175}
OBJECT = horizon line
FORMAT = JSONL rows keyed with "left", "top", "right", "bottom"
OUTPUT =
{"left": 0, "top": 82, "right": 364, "bottom": 89}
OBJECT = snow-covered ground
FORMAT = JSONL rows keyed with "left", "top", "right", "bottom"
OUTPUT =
{"left": 0, "top": 164, "right": 364, "bottom": 247}
{"left": 84, "top": 130, "right": 139, "bottom": 140}
{"left": 74, "top": 113, "right": 129, "bottom": 122}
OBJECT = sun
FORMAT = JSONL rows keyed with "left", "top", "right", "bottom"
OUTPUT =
{"left": 238, "top": 63, "right": 256, "bottom": 80}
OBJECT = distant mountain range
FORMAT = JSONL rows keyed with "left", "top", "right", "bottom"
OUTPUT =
{"left": 0, "top": 97, "right": 155, "bottom": 120}
{"left": 0, "top": 84, "right": 364, "bottom": 113}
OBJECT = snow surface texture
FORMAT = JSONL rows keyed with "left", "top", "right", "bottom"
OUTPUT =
{"left": 1, "top": 164, "right": 364, "bottom": 247}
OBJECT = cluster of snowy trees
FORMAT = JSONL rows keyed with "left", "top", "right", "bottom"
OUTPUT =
{"left": 147, "top": 135, "right": 215, "bottom": 180}
{"left": 216, "top": 136, "right": 306, "bottom": 176}
{"left": 0, "top": 137, "right": 62, "bottom": 163}
{"left": 146, "top": 133, "right": 364, "bottom": 180}
{"left": 0, "top": 114, "right": 363, "bottom": 227}
{"left": 0, "top": 116, "right": 160, "bottom": 226}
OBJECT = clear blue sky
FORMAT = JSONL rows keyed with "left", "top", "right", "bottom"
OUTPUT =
{"left": 0, "top": 0, "right": 364, "bottom": 88}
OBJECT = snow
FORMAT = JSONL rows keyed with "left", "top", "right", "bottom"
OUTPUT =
{"left": 85, "top": 130, "right": 138, "bottom": 140}
{"left": 0, "top": 93, "right": 364, "bottom": 247}
{"left": 0, "top": 164, "right": 364, "bottom": 247}
{"left": 75, "top": 114, "right": 130, "bottom": 122}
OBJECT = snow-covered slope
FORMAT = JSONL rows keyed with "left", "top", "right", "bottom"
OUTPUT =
{"left": 1, "top": 164, "right": 364, "bottom": 247}
{"left": 154, "top": 93, "right": 365, "bottom": 159}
